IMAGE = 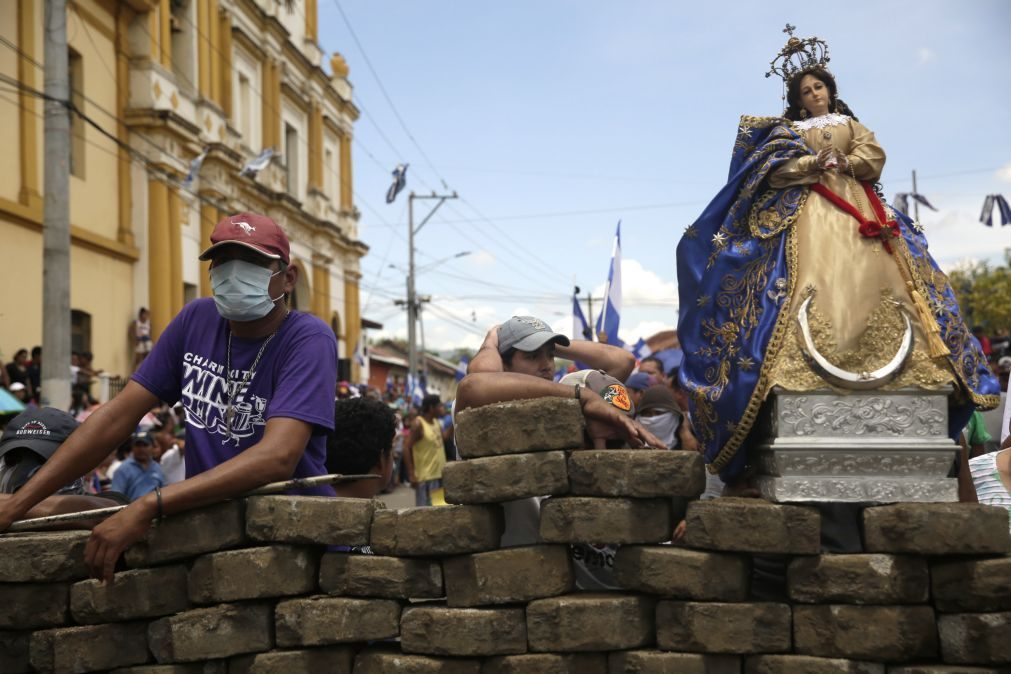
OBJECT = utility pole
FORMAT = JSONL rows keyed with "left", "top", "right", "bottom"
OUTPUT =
{"left": 418, "top": 295, "right": 431, "bottom": 385}
{"left": 911, "top": 169, "right": 920, "bottom": 222}
{"left": 41, "top": 0, "right": 72, "bottom": 409}
{"left": 406, "top": 191, "right": 457, "bottom": 389}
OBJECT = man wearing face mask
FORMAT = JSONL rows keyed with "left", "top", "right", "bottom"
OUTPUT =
{"left": 0, "top": 212, "right": 338, "bottom": 583}
{"left": 635, "top": 385, "right": 682, "bottom": 450}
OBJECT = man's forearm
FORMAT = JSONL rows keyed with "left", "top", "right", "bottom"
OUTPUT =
{"left": 555, "top": 342, "right": 635, "bottom": 380}
{"left": 468, "top": 345, "right": 505, "bottom": 374}
{"left": 456, "top": 372, "right": 573, "bottom": 412}
{"left": 8, "top": 383, "right": 154, "bottom": 520}
{"left": 468, "top": 327, "right": 504, "bottom": 374}
{"left": 152, "top": 416, "right": 311, "bottom": 520}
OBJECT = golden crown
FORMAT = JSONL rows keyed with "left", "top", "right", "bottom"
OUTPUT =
{"left": 765, "top": 24, "right": 831, "bottom": 84}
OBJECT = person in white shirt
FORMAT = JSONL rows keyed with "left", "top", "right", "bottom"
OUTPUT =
{"left": 156, "top": 427, "right": 186, "bottom": 485}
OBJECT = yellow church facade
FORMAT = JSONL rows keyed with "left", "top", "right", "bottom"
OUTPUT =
{"left": 0, "top": 0, "right": 366, "bottom": 382}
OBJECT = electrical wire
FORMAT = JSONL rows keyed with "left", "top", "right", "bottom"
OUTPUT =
{"left": 329, "top": 0, "right": 448, "bottom": 188}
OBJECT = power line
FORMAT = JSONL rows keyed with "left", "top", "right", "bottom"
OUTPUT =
{"left": 300, "top": 17, "right": 579, "bottom": 286}
{"left": 0, "top": 73, "right": 235, "bottom": 231}
{"left": 329, "top": 0, "right": 448, "bottom": 188}
{"left": 422, "top": 303, "right": 486, "bottom": 337}
{"left": 361, "top": 202, "right": 407, "bottom": 313}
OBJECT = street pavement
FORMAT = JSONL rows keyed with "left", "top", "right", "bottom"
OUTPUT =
{"left": 378, "top": 483, "right": 416, "bottom": 510}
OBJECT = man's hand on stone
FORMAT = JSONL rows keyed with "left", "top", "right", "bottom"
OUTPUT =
{"left": 84, "top": 498, "right": 155, "bottom": 583}
{"left": 580, "top": 395, "right": 665, "bottom": 449}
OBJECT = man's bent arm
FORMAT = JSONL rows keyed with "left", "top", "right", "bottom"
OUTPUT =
{"left": 83, "top": 415, "right": 312, "bottom": 582}
{"left": 457, "top": 372, "right": 576, "bottom": 412}
{"left": 554, "top": 341, "right": 635, "bottom": 381}
{"left": 1, "top": 380, "right": 157, "bottom": 527}
{"left": 456, "top": 373, "right": 664, "bottom": 449}
{"left": 467, "top": 325, "right": 504, "bottom": 374}
{"left": 153, "top": 415, "right": 310, "bottom": 517}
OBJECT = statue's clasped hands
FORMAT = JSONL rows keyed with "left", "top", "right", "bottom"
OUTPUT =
{"left": 815, "top": 147, "right": 849, "bottom": 173}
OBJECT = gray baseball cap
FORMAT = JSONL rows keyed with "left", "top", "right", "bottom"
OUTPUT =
{"left": 498, "top": 316, "right": 570, "bottom": 354}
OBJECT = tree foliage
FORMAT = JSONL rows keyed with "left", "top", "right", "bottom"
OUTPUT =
{"left": 949, "top": 249, "right": 1011, "bottom": 331}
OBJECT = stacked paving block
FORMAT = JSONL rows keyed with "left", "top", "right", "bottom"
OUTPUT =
{"left": 1, "top": 396, "right": 1010, "bottom": 672}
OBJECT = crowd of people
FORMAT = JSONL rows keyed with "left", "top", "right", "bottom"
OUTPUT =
{"left": 1, "top": 346, "right": 105, "bottom": 411}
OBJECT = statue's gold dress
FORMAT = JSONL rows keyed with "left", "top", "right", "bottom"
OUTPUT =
{"left": 762, "top": 113, "right": 953, "bottom": 391}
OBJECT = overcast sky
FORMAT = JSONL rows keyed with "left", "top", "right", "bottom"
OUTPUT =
{"left": 316, "top": 0, "right": 1011, "bottom": 352}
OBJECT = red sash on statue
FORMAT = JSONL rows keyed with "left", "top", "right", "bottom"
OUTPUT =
{"left": 810, "top": 181, "right": 900, "bottom": 254}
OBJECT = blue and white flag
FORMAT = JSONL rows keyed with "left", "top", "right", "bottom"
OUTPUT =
{"left": 386, "top": 163, "right": 409, "bottom": 204}
{"left": 407, "top": 372, "right": 426, "bottom": 408}
{"left": 627, "top": 338, "right": 651, "bottom": 361}
{"left": 353, "top": 340, "right": 365, "bottom": 367}
{"left": 594, "top": 221, "right": 624, "bottom": 347}
{"left": 572, "top": 293, "right": 592, "bottom": 341}
{"left": 981, "top": 194, "right": 1011, "bottom": 227}
{"left": 239, "top": 148, "right": 274, "bottom": 178}
{"left": 455, "top": 356, "right": 469, "bottom": 382}
{"left": 182, "top": 147, "right": 209, "bottom": 189}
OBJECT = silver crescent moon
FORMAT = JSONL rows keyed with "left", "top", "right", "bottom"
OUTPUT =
{"left": 796, "top": 293, "right": 914, "bottom": 390}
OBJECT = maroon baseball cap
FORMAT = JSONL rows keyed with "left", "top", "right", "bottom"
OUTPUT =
{"left": 198, "top": 212, "right": 290, "bottom": 264}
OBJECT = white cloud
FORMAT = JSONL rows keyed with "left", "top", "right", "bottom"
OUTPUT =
{"left": 469, "top": 250, "right": 496, "bottom": 266}
{"left": 997, "top": 163, "right": 1011, "bottom": 183}
{"left": 619, "top": 319, "right": 672, "bottom": 345}
{"left": 592, "top": 258, "right": 677, "bottom": 304}
{"left": 915, "top": 207, "right": 1011, "bottom": 269}
{"left": 916, "top": 47, "right": 935, "bottom": 65}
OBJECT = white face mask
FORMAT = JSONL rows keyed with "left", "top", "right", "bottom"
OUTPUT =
{"left": 637, "top": 411, "right": 680, "bottom": 449}
{"left": 210, "top": 259, "right": 284, "bottom": 321}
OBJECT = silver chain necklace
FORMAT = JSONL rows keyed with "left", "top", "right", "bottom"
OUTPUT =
{"left": 224, "top": 311, "right": 289, "bottom": 439}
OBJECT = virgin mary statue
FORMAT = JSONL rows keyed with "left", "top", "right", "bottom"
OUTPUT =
{"left": 676, "top": 27, "right": 1000, "bottom": 486}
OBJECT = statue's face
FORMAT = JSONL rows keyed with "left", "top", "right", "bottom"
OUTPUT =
{"left": 798, "top": 74, "right": 830, "bottom": 118}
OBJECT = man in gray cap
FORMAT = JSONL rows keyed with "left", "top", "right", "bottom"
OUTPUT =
{"left": 458, "top": 316, "right": 663, "bottom": 551}
{"left": 459, "top": 315, "right": 659, "bottom": 449}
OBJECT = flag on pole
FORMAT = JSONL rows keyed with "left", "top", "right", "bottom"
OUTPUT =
{"left": 455, "top": 356, "right": 469, "bottom": 382}
{"left": 239, "top": 148, "right": 274, "bottom": 178}
{"left": 572, "top": 292, "right": 592, "bottom": 341}
{"left": 981, "top": 194, "right": 1011, "bottom": 227}
{"left": 386, "top": 163, "right": 409, "bottom": 204}
{"left": 594, "top": 221, "right": 624, "bottom": 347}
{"left": 407, "top": 373, "right": 426, "bottom": 408}
{"left": 893, "top": 192, "right": 938, "bottom": 215}
{"left": 182, "top": 147, "right": 209, "bottom": 189}
{"left": 627, "top": 338, "right": 651, "bottom": 361}
{"left": 353, "top": 340, "right": 365, "bottom": 367}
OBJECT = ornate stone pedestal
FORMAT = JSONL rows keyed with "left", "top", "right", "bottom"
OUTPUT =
{"left": 754, "top": 387, "right": 957, "bottom": 503}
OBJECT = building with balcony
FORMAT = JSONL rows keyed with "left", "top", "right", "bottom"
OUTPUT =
{"left": 0, "top": 0, "right": 367, "bottom": 383}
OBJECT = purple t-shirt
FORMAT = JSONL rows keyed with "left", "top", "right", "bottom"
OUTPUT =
{"left": 132, "top": 298, "right": 337, "bottom": 496}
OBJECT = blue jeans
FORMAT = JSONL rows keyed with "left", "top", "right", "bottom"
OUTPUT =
{"left": 414, "top": 479, "right": 442, "bottom": 507}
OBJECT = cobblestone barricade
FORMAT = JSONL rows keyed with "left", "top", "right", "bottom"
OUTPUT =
{"left": 2, "top": 398, "right": 1010, "bottom": 673}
